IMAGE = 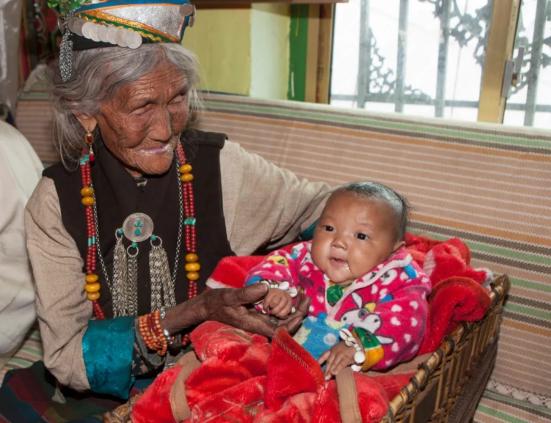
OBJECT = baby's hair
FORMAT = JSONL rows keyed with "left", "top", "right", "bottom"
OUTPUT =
{"left": 333, "top": 181, "right": 410, "bottom": 241}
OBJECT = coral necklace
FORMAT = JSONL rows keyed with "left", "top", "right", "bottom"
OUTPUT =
{"left": 79, "top": 136, "right": 199, "bottom": 320}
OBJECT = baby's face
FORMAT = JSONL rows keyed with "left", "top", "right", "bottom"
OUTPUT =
{"left": 311, "top": 191, "right": 402, "bottom": 284}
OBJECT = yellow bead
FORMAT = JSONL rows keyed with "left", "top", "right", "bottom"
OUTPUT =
{"left": 180, "top": 173, "right": 194, "bottom": 182}
{"left": 185, "top": 262, "right": 201, "bottom": 272}
{"left": 179, "top": 164, "right": 192, "bottom": 174}
{"left": 85, "top": 274, "right": 99, "bottom": 283}
{"left": 80, "top": 186, "right": 94, "bottom": 197}
{"left": 87, "top": 292, "right": 100, "bottom": 301}
{"left": 85, "top": 282, "right": 101, "bottom": 293}
{"left": 185, "top": 253, "right": 198, "bottom": 263}
{"left": 81, "top": 196, "right": 95, "bottom": 206}
{"left": 187, "top": 271, "right": 200, "bottom": 281}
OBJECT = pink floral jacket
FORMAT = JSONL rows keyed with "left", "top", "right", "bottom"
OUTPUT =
{"left": 245, "top": 241, "right": 431, "bottom": 370}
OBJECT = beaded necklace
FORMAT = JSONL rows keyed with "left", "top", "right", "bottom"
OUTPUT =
{"left": 80, "top": 136, "right": 199, "bottom": 320}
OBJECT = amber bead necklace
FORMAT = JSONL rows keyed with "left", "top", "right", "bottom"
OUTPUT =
{"left": 79, "top": 135, "right": 200, "bottom": 321}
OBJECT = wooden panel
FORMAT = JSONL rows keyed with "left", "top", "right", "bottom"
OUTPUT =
{"left": 315, "top": 4, "right": 334, "bottom": 103}
{"left": 478, "top": 0, "right": 521, "bottom": 123}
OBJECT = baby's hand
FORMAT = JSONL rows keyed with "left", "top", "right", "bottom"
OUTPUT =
{"left": 318, "top": 341, "right": 356, "bottom": 380}
{"left": 263, "top": 288, "right": 293, "bottom": 318}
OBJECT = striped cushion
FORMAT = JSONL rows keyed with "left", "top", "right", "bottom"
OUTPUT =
{"left": 198, "top": 93, "right": 551, "bottom": 422}
{"left": 15, "top": 91, "right": 57, "bottom": 165}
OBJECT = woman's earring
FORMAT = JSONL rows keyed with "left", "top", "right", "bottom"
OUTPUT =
{"left": 85, "top": 130, "right": 95, "bottom": 163}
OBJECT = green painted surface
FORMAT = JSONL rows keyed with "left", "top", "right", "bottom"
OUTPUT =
{"left": 288, "top": 5, "right": 310, "bottom": 101}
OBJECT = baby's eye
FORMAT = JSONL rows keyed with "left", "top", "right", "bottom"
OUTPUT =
{"left": 322, "top": 225, "right": 334, "bottom": 232}
{"left": 356, "top": 232, "right": 368, "bottom": 240}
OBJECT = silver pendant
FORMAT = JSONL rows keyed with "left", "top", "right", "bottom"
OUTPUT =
{"left": 122, "top": 213, "right": 154, "bottom": 243}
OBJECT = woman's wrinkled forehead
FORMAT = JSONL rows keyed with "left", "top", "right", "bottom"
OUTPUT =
{"left": 108, "top": 62, "right": 188, "bottom": 105}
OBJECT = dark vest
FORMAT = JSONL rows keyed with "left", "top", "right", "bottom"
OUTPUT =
{"left": 44, "top": 129, "right": 234, "bottom": 317}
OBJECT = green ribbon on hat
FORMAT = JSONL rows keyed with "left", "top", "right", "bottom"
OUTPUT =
{"left": 48, "top": 0, "right": 87, "bottom": 15}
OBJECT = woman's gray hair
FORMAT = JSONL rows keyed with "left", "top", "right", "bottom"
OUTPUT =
{"left": 333, "top": 181, "right": 410, "bottom": 241}
{"left": 49, "top": 43, "right": 202, "bottom": 168}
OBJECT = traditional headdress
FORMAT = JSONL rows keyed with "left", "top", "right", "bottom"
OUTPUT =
{"left": 48, "top": 0, "right": 196, "bottom": 80}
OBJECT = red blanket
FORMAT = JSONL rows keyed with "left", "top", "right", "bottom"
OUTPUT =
{"left": 132, "top": 234, "right": 491, "bottom": 422}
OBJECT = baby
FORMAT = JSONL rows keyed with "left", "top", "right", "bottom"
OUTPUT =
{"left": 245, "top": 181, "right": 431, "bottom": 378}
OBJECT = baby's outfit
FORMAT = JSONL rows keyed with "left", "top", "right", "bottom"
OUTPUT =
{"left": 245, "top": 241, "right": 431, "bottom": 370}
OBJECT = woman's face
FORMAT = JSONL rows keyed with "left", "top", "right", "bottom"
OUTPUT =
{"left": 93, "top": 61, "right": 190, "bottom": 177}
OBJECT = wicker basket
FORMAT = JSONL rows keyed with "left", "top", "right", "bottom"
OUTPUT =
{"left": 105, "top": 276, "right": 509, "bottom": 423}
{"left": 382, "top": 274, "right": 510, "bottom": 423}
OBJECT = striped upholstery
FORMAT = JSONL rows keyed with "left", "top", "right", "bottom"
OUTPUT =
{"left": 10, "top": 92, "right": 551, "bottom": 421}
{"left": 0, "top": 327, "right": 42, "bottom": 385}
{"left": 15, "top": 91, "right": 57, "bottom": 165}
{"left": 198, "top": 93, "right": 551, "bottom": 423}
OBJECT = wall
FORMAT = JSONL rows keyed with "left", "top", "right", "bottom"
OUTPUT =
{"left": 183, "top": 6, "right": 290, "bottom": 100}
{"left": 184, "top": 9, "right": 252, "bottom": 95}
{"left": 250, "top": 4, "right": 290, "bottom": 99}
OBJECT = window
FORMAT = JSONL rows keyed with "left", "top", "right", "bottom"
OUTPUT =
{"left": 330, "top": 0, "right": 551, "bottom": 129}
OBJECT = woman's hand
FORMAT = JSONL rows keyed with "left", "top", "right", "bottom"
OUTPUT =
{"left": 162, "top": 284, "right": 310, "bottom": 338}
{"left": 198, "top": 284, "right": 276, "bottom": 337}
{"left": 200, "top": 284, "right": 311, "bottom": 337}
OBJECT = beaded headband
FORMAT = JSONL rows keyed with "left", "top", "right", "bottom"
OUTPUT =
{"left": 49, "top": 0, "right": 196, "bottom": 81}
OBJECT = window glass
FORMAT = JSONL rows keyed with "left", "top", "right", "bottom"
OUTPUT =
{"left": 503, "top": 0, "right": 551, "bottom": 128}
{"left": 331, "top": 0, "right": 492, "bottom": 121}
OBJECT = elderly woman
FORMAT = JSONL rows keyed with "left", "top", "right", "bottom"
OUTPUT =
{"left": 0, "top": 1, "right": 329, "bottom": 419}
